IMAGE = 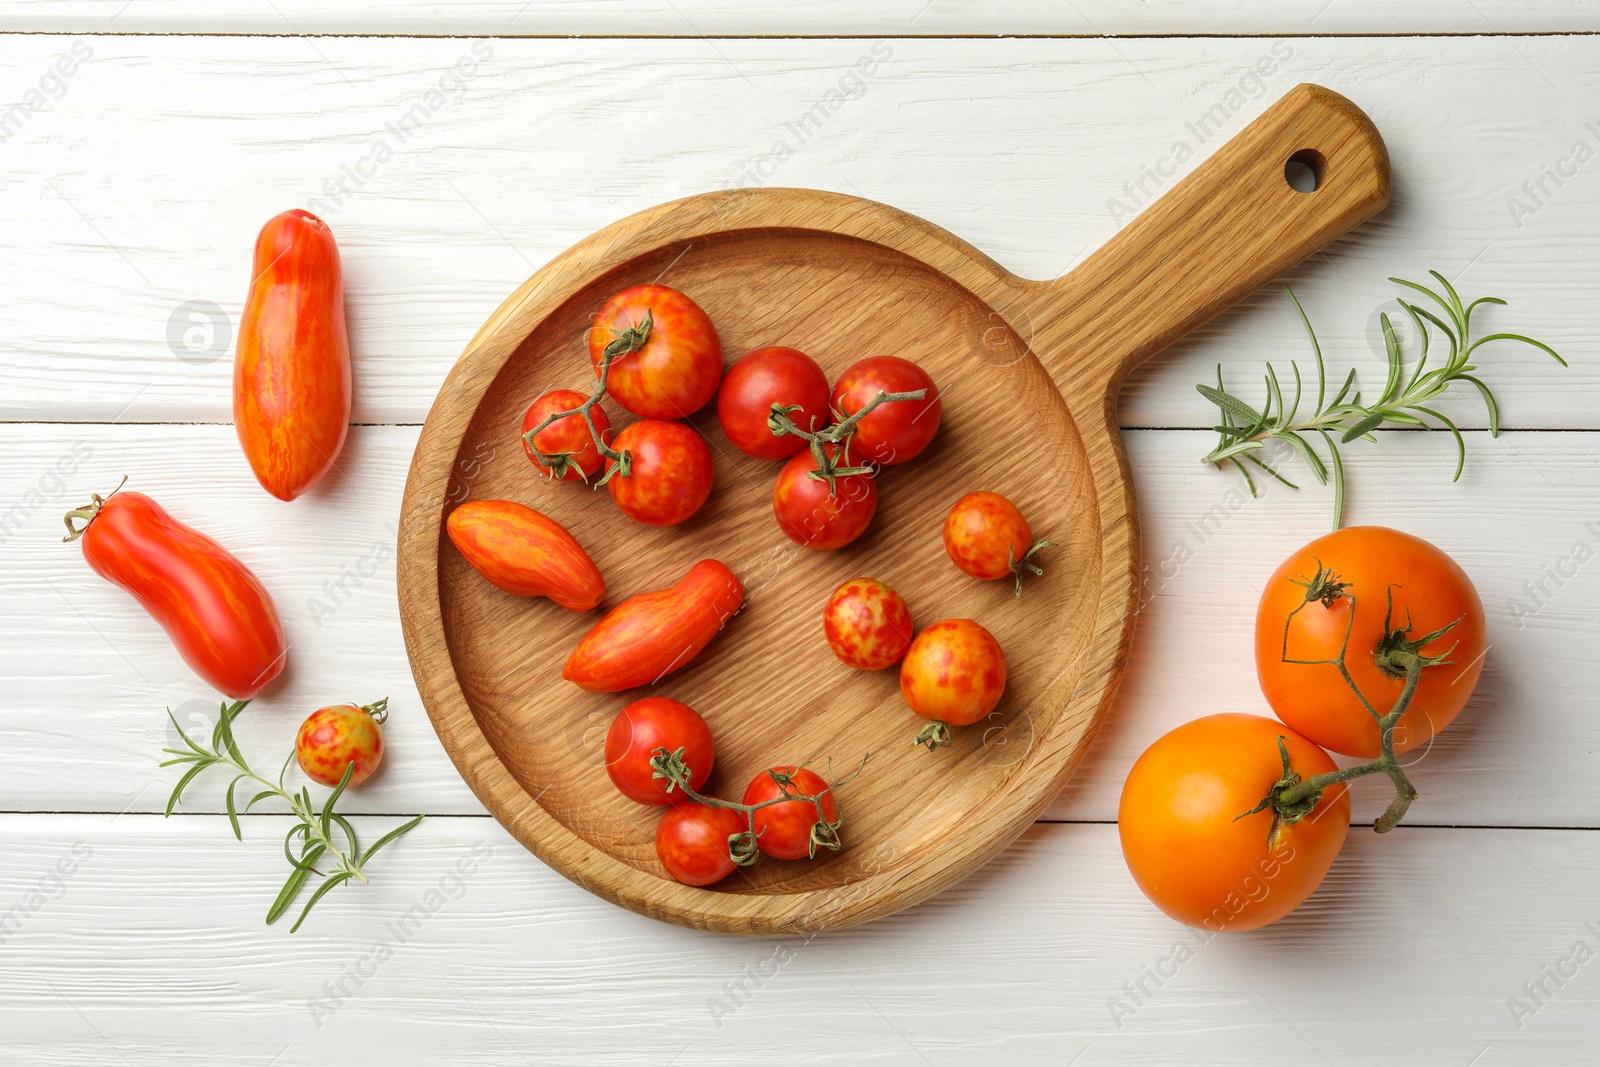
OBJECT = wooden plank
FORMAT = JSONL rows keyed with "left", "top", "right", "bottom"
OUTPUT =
{"left": 0, "top": 34, "right": 1591, "bottom": 428}
{"left": 4, "top": 423, "right": 1596, "bottom": 829}
{"left": 1, "top": 813, "right": 1596, "bottom": 1064}
{"left": 4, "top": 1, "right": 1599, "bottom": 36}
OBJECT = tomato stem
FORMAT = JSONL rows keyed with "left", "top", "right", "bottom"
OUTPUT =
{"left": 519, "top": 312, "right": 652, "bottom": 486}
{"left": 768, "top": 387, "right": 928, "bottom": 496}
{"left": 60, "top": 475, "right": 128, "bottom": 542}
{"left": 912, "top": 720, "right": 952, "bottom": 751}
{"left": 359, "top": 697, "right": 389, "bottom": 724}
{"left": 1007, "top": 539, "right": 1059, "bottom": 598}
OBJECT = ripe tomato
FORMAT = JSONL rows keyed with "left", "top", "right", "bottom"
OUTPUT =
{"left": 234, "top": 209, "right": 351, "bottom": 501}
{"left": 900, "top": 619, "right": 1006, "bottom": 736}
{"left": 607, "top": 419, "right": 714, "bottom": 526}
{"left": 830, "top": 355, "right": 941, "bottom": 466}
{"left": 296, "top": 700, "right": 386, "bottom": 787}
{"left": 743, "top": 767, "right": 839, "bottom": 860}
{"left": 656, "top": 802, "right": 748, "bottom": 886}
{"left": 772, "top": 445, "right": 877, "bottom": 550}
{"left": 589, "top": 284, "right": 723, "bottom": 419}
{"left": 520, "top": 389, "right": 611, "bottom": 482}
{"left": 64, "top": 487, "right": 286, "bottom": 699}
{"left": 445, "top": 499, "right": 604, "bottom": 611}
{"left": 823, "top": 577, "right": 913, "bottom": 670}
{"left": 605, "top": 697, "right": 714, "bottom": 806}
{"left": 716, "top": 346, "right": 831, "bottom": 460}
{"left": 1256, "top": 527, "right": 1486, "bottom": 758}
{"left": 1118, "top": 713, "right": 1350, "bottom": 932}
{"left": 943, "top": 491, "right": 1051, "bottom": 592}
{"left": 564, "top": 559, "right": 744, "bottom": 692}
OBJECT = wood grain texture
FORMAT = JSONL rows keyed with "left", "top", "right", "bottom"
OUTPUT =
{"left": 2, "top": 813, "right": 1597, "bottom": 1066}
{"left": 394, "top": 85, "right": 1387, "bottom": 934}
{"left": 6, "top": 0, "right": 1599, "bottom": 35}
{"left": 1, "top": 34, "right": 1592, "bottom": 428}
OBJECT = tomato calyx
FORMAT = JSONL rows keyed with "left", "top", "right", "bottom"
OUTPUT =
{"left": 912, "top": 720, "right": 952, "bottom": 752}
{"left": 767, "top": 387, "right": 927, "bottom": 496}
{"left": 1006, "top": 539, "right": 1059, "bottom": 598}
{"left": 356, "top": 697, "right": 389, "bottom": 725}
{"left": 1372, "top": 586, "right": 1463, "bottom": 679}
{"left": 61, "top": 475, "right": 129, "bottom": 542}
{"left": 649, "top": 747, "right": 859, "bottom": 861}
{"left": 1288, "top": 557, "right": 1351, "bottom": 608}
{"left": 1236, "top": 736, "right": 1325, "bottom": 850}
{"left": 520, "top": 324, "right": 643, "bottom": 486}
{"left": 600, "top": 308, "right": 653, "bottom": 361}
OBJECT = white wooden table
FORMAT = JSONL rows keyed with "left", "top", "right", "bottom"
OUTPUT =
{"left": 3, "top": 4, "right": 1598, "bottom": 1064}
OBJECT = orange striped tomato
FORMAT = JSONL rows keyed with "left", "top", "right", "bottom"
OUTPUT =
{"left": 563, "top": 559, "right": 743, "bottom": 692}
{"left": 64, "top": 487, "right": 286, "bottom": 699}
{"left": 234, "top": 209, "right": 351, "bottom": 501}
{"left": 445, "top": 500, "right": 604, "bottom": 611}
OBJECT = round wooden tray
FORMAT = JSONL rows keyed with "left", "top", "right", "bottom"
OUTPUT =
{"left": 397, "top": 84, "right": 1389, "bottom": 935}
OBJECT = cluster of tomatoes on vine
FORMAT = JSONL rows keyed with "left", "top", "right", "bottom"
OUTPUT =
{"left": 445, "top": 282, "right": 1058, "bottom": 886}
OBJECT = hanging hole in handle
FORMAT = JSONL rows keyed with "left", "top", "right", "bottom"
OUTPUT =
{"left": 1284, "top": 149, "right": 1325, "bottom": 194}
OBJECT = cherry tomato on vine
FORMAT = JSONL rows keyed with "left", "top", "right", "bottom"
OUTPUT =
{"left": 943, "top": 491, "right": 1054, "bottom": 593}
{"left": 743, "top": 767, "right": 839, "bottom": 861}
{"left": 716, "top": 346, "right": 831, "bottom": 461}
{"left": 64, "top": 486, "right": 286, "bottom": 700}
{"left": 234, "top": 209, "right": 352, "bottom": 501}
{"left": 605, "top": 697, "right": 715, "bottom": 806}
{"left": 1256, "top": 526, "right": 1486, "bottom": 758}
{"left": 589, "top": 284, "right": 723, "bottom": 419}
{"left": 296, "top": 700, "right": 386, "bottom": 787}
{"left": 1118, "top": 713, "right": 1350, "bottom": 932}
{"left": 608, "top": 420, "right": 714, "bottom": 526}
{"left": 772, "top": 444, "right": 877, "bottom": 550}
{"left": 829, "top": 355, "right": 941, "bottom": 466}
{"left": 520, "top": 389, "right": 611, "bottom": 482}
{"left": 656, "top": 802, "right": 748, "bottom": 887}
{"left": 823, "top": 577, "right": 913, "bottom": 671}
{"left": 900, "top": 619, "right": 1007, "bottom": 744}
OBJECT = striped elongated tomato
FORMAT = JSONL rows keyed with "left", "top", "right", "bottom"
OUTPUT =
{"left": 446, "top": 500, "right": 604, "bottom": 611}
{"left": 234, "top": 209, "right": 351, "bottom": 501}
{"left": 563, "top": 560, "right": 743, "bottom": 692}
{"left": 63, "top": 487, "right": 286, "bottom": 699}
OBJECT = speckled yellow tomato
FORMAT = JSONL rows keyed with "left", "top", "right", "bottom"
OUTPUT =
{"left": 823, "top": 577, "right": 913, "bottom": 671}
{"left": 295, "top": 700, "right": 386, "bottom": 787}
{"left": 607, "top": 419, "right": 714, "bottom": 526}
{"left": 900, "top": 618, "right": 1006, "bottom": 733}
{"left": 944, "top": 491, "right": 1037, "bottom": 580}
{"left": 1118, "top": 713, "right": 1349, "bottom": 932}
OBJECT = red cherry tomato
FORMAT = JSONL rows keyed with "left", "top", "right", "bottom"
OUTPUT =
{"left": 589, "top": 284, "right": 723, "bottom": 419}
{"left": 829, "top": 355, "right": 941, "bottom": 466}
{"left": 943, "top": 491, "right": 1052, "bottom": 591}
{"left": 520, "top": 389, "right": 611, "bottom": 482}
{"left": 605, "top": 697, "right": 715, "bottom": 806}
{"left": 900, "top": 619, "right": 1007, "bottom": 742}
{"left": 564, "top": 560, "right": 745, "bottom": 692}
{"left": 607, "top": 419, "right": 714, "bottom": 526}
{"left": 716, "top": 346, "right": 831, "bottom": 461}
{"left": 656, "top": 802, "right": 748, "bottom": 886}
{"left": 445, "top": 499, "right": 604, "bottom": 611}
{"left": 742, "top": 767, "right": 839, "bottom": 861}
{"left": 772, "top": 445, "right": 877, "bottom": 550}
{"left": 295, "top": 700, "right": 386, "bottom": 787}
{"left": 234, "top": 209, "right": 351, "bottom": 501}
{"left": 64, "top": 487, "right": 286, "bottom": 700}
{"left": 823, "top": 577, "right": 913, "bottom": 670}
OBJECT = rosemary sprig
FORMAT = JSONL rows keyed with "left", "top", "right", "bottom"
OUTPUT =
{"left": 162, "top": 700, "right": 424, "bottom": 932}
{"left": 1197, "top": 271, "right": 1567, "bottom": 528}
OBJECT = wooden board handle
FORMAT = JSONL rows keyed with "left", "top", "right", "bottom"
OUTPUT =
{"left": 1028, "top": 83, "right": 1390, "bottom": 402}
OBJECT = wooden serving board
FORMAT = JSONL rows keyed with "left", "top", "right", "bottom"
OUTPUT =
{"left": 397, "top": 83, "right": 1389, "bottom": 935}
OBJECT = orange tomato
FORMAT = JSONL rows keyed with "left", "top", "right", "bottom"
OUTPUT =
{"left": 295, "top": 701, "right": 385, "bottom": 787}
{"left": 1256, "top": 526, "right": 1486, "bottom": 758}
{"left": 233, "top": 209, "right": 351, "bottom": 501}
{"left": 1118, "top": 714, "right": 1349, "bottom": 932}
{"left": 445, "top": 499, "right": 604, "bottom": 611}
{"left": 943, "top": 490, "right": 1050, "bottom": 588}
{"left": 899, "top": 619, "right": 1006, "bottom": 728}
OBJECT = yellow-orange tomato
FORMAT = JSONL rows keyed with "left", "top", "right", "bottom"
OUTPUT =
{"left": 900, "top": 619, "right": 1006, "bottom": 727}
{"left": 1256, "top": 526, "right": 1486, "bottom": 758}
{"left": 1118, "top": 714, "right": 1349, "bottom": 932}
{"left": 296, "top": 701, "right": 386, "bottom": 787}
{"left": 943, "top": 491, "right": 1041, "bottom": 581}
{"left": 823, "top": 578, "right": 913, "bottom": 670}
